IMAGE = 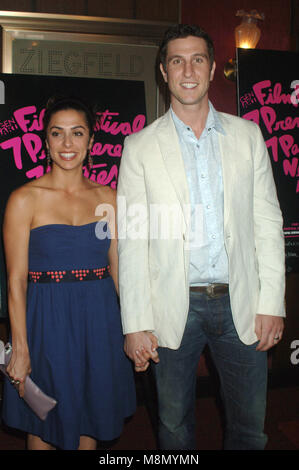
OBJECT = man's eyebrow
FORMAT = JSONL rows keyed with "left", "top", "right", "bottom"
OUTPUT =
{"left": 193, "top": 53, "right": 209, "bottom": 59}
{"left": 167, "top": 54, "right": 183, "bottom": 62}
{"left": 167, "top": 52, "right": 208, "bottom": 62}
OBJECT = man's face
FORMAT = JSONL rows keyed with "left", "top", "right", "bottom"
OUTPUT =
{"left": 160, "top": 35, "right": 216, "bottom": 111}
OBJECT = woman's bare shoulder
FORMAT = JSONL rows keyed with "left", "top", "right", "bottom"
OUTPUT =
{"left": 89, "top": 181, "right": 116, "bottom": 204}
{"left": 7, "top": 182, "right": 35, "bottom": 207}
{"left": 5, "top": 175, "right": 51, "bottom": 214}
{"left": 4, "top": 185, "right": 36, "bottom": 230}
{"left": 25, "top": 173, "right": 52, "bottom": 190}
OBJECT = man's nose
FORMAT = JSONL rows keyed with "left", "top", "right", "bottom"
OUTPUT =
{"left": 183, "top": 61, "right": 193, "bottom": 77}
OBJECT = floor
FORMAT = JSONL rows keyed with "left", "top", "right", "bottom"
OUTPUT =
{"left": 0, "top": 375, "right": 298, "bottom": 451}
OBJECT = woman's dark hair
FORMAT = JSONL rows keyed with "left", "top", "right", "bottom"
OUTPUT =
{"left": 43, "top": 95, "right": 97, "bottom": 138}
{"left": 159, "top": 24, "right": 215, "bottom": 71}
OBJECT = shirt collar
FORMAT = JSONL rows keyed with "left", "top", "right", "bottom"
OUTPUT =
{"left": 171, "top": 101, "right": 225, "bottom": 136}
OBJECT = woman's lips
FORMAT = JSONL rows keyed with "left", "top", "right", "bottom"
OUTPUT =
{"left": 59, "top": 152, "right": 76, "bottom": 161}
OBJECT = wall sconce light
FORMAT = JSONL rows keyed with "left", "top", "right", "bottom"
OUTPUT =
{"left": 224, "top": 9, "right": 264, "bottom": 81}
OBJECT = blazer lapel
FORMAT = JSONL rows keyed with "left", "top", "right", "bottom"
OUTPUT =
{"left": 155, "top": 110, "right": 239, "bottom": 234}
{"left": 217, "top": 116, "right": 237, "bottom": 231}
{"left": 156, "top": 111, "right": 190, "bottom": 223}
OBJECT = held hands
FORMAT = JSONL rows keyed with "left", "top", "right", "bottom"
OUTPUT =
{"left": 7, "top": 348, "right": 31, "bottom": 397}
{"left": 124, "top": 331, "right": 159, "bottom": 372}
{"left": 255, "top": 314, "right": 284, "bottom": 351}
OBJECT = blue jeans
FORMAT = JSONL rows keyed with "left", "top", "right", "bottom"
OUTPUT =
{"left": 153, "top": 291, "right": 268, "bottom": 450}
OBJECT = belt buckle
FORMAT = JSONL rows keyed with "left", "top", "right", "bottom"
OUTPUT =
{"left": 206, "top": 284, "right": 215, "bottom": 297}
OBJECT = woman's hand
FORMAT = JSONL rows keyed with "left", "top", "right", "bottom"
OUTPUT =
{"left": 7, "top": 348, "right": 31, "bottom": 397}
{"left": 124, "top": 331, "right": 159, "bottom": 372}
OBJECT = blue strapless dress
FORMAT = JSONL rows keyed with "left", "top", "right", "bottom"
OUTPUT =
{"left": 2, "top": 222, "right": 136, "bottom": 449}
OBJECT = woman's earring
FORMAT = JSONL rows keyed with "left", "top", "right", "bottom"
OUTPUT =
{"left": 46, "top": 149, "right": 52, "bottom": 167}
{"left": 87, "top": 149, "right": 93, "bottom": 170}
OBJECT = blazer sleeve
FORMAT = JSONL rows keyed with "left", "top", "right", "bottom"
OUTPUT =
{"left": 252, "top": 123, "right": 286, "bottom": 317}
{"left": 117, "top": 135, "right": 155, "bottom": 334}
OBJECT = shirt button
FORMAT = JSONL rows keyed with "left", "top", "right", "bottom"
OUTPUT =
{"left": 207, "top": 205, "right": 211, "bottom": 209}
{"left": 212, "top": 234, "right": 216, "bottom": 239}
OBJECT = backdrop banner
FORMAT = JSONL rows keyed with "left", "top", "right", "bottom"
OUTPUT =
{"left": 237, "top": 48, "right": 299, "bottom": 274}
{"left": 0, "top": 73, "right": 146, "bottom": 317}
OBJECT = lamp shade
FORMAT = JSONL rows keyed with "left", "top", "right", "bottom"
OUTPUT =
{"left": 224, "top": 9, "right": 264, "bottom": 81}
{"left": 235, "top": 10, "right": 264, "bottom": 49}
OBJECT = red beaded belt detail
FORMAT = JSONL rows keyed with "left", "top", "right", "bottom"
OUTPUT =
{"left": 28, "top": 266, "right": 110, "bottom": 283}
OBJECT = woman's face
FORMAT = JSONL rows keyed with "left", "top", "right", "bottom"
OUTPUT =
{"left": 46, "top": 108, "right": 93, "bottom": 170}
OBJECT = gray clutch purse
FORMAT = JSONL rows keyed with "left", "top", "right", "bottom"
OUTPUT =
{"left": 0, "top": 340, "right": 57, "bottom": 420}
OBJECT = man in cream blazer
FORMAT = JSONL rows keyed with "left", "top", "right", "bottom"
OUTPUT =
{"left": 117, "top": 24, "right": 285, "bottom": 450}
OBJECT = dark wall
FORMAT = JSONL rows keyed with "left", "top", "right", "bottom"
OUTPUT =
{"left": 182, "top": 0, "right": 295, "bottom": 115}
{"left": 0, "top": 0, "right": 180, "bottom": 21}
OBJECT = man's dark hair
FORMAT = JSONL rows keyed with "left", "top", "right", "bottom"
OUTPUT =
{"left": 159, "top": 24, "right": 215, "bottom": 71}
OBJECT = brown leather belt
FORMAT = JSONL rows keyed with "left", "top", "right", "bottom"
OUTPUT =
{"left": 190, "top": 283, "right": 229, "bottom": 298}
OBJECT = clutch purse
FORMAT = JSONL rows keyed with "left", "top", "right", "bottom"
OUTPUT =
{"left": 0, "top": 340, "right": 57, "bottom": 420}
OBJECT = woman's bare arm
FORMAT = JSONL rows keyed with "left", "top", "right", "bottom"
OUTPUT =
{"left": 106, "top": 188, "right": 119, "bottom": 295}
{"left": 3, "top": 187, "right": 34, "bottom": 396}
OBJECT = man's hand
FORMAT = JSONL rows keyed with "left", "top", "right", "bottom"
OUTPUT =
{"left": 124, "top": 331, "right": 159, "bottom": 372}
{"left": 255, "top": 314, "right": 284, "bottom": 351}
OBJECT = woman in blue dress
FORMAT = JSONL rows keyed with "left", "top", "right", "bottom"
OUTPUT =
{"left": 2, "top": 96, "right": 136, "bottom": 450}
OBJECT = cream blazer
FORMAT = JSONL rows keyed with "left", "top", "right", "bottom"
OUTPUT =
{"left": 117, "top": 110, "right": 285, "bottom": 349}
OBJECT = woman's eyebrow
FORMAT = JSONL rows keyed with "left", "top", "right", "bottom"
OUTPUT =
{"left": 49, "top": 125, "right": 87, "bottom": 130}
